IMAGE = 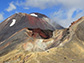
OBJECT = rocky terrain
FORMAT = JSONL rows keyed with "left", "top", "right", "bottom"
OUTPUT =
{"left": 0, "top": 12, "right": 84, "bottom": 63}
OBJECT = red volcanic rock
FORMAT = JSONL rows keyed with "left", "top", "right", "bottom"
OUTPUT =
{"left": 70, "top": 17, "right": 82, "bottom": 27}
{"left": 29, "top": 28, "right": 53, "bottom": 39}
{"left": 26, "top": 13, "right": 55, "bottom": 30}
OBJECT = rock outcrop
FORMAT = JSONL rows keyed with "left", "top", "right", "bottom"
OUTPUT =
{"left": 0, "top": 13, "right": 84, "bottom": 63}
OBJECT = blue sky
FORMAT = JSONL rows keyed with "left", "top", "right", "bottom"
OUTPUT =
{"left": 0, "top": 0, "right": 84, "bottom": 28}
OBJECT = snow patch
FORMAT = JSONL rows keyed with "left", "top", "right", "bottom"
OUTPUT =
{"left": 30, "top": 13, "right": 38, "bottom": 17}
{"left": 10, "top": 19, "right": 16, "bottom": 27}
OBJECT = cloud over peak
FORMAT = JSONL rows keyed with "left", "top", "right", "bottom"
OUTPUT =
{"left": 6, "top": 2, "right": 16, "bottom": 12}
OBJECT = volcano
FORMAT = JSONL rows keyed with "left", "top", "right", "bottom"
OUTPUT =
{"left": 0, "top": 13, "right": 62, "bottom": 42}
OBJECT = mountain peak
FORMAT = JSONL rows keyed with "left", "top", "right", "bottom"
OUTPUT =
{"left": 0, "top": 12, "right": 57, "bottom": 42}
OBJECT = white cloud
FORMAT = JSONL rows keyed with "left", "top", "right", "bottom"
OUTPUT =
{"left": 24, "top": 7, "right": 29, "bottom": 10}
{"left": 16, "top": 0, "right": 57, "bottom": 9}
{"left": 50, "top": 9, "right": 84, "bottom": 28}
{"left": 0, "top": 13, "right": 4, "bottom": 21}
{"left": 57, "top": 0, "right": 84, "bottom": 9}
{"left": 17, "top": 0, "right": 84, "bottom": 9}
{"left": 6, "top": 2, "right": 16, "bottom": 12}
